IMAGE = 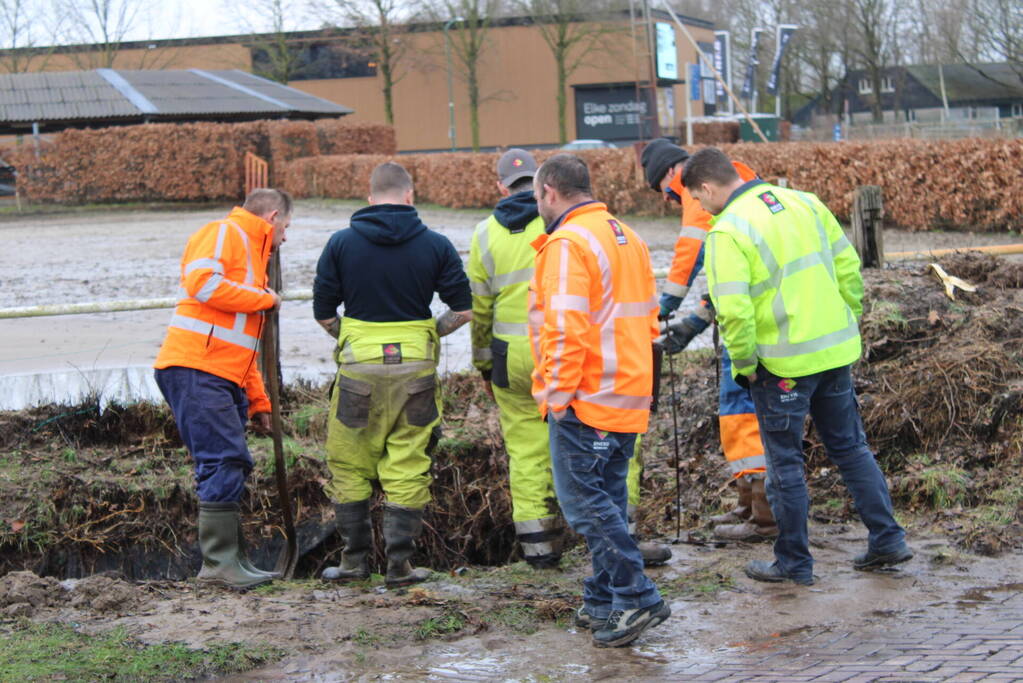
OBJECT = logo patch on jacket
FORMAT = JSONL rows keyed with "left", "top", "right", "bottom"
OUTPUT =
{"left": 382, "top": 343, "right": 402, "bottom": 364}
{"left": 608, "top": 219, "right": 628, "bottom": 245}
{"left": 778, "top": 378, "right": 796, "bottom": 392}
{"left": 759, "top": 191, "right": 785, "bottom": 213}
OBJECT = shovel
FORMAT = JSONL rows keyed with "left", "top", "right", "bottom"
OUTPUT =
{"left": 262, "top": 252, "right": 298, "bottom": 579}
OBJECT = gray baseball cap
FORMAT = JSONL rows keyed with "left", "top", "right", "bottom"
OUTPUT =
{"left": 496, "top": 148, "right": 538, "bottom": 188}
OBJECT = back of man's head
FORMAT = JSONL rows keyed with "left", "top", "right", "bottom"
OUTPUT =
{"left": 536, "top": 153, "right": 591, "bottom": 201}
{"left": 243, "top": 188, "right": 293, "bottom": 219}
{"left": 369, "top": 161, "right": 414, "bottom": 203}
{"left": 496, "top": 148, "right": 538, "bottom": 192}
{"left": 640, "top": 138, "right": 689, "bottom": 191}
{"left": 681, "top": 147, "right": 740, "bottom": 191}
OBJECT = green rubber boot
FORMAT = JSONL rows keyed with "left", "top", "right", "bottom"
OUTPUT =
{"left": 196, "top": 502, "right": 273, "bottom": 590}
{"left": 322, "top": 500, "right": 372, "bottom": 582}
{"left": 382, "top": 503, "right": 432, "bottom": 588}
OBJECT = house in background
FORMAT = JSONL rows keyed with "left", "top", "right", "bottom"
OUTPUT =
{"left": 841, "top": 62, "right": 1023, "bottom": 124}
{"left": 796, "top": 62, "right": 1023, "bottom": 130}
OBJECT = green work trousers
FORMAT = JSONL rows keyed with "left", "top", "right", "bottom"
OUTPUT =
{"left": 325, "top": 360, "right": 440, "bottom": 509}
{"left": 492, "top": 337, "right": 643, "bottom": 522}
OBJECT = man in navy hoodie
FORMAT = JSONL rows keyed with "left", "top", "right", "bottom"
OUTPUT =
{"left": 313, "top": 161, "right": 472, "bottom": 587}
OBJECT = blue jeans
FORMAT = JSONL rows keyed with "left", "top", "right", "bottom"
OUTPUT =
{"left": 549, "top": 407, "right": 661, "bottom": 618}
{"left": 155, "top": 366, "right": 253, "bottom": 503}
{"left": 749, "top": 364, "right": 906, "bottom": 580}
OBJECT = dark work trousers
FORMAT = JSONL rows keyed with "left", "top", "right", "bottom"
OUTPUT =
{"left": 748, "top": 363, "right": 905, "bottom": 581}
{"left": 155, "top": 366, "right": 253, "bottom": 503}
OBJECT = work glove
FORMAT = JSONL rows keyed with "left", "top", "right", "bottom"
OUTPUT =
{"left": 657, "top": 313, "right": 710, "bottom": 355}
{"left": 658, "top": 292, "right": 683, "bottom": 320}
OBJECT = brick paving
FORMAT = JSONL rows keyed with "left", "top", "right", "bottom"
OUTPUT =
{"left": 678, "top": 585, "right": 1023, "bottom": 681}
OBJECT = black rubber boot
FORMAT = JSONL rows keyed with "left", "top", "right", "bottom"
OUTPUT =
{"left": 382, "top": 503, "right": 432, "bottom": 588}
{"left": 322, "top": 500, "right": 372, "bottom": 582}
{"left": 197, "top": 502, "right": 273, "bottom": 590}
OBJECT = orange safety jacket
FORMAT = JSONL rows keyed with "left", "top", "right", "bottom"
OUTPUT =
{"left": 528, "top": 202, "right": 658, "bottom": 434}
{"left": 154, "top": 207, "right": 277, "bottom": 416}
{"left": 664, "top": 161, "right": 757, "bottom": 300}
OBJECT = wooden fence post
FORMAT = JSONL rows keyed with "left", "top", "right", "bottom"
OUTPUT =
{"left": 851, "top": 185, "right": 884, "bottom": 268}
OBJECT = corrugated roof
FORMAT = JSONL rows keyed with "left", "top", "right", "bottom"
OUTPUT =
{"left": 907, "top": 63, "right": 1023, "bottom": 103}
{"left": 0, "top": 68, "right": 352, "bottom": 125}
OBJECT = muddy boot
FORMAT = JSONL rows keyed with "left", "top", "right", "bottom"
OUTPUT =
{"left": 196, "top": 502, "right": 273, "bottom": 590}
{"left": 382, "top": 503, "right": 432, "bottom": 588}
{"left": 236, "top": 518, "right": 281, "bottom": 580}
{"left": 714, "top": 478, "right": 778, "bottom": 541}
{"left": 322, "top": 500, "right": 372, "bottom": 582}
{"left": 626, "top": 504, "right": 672, "bottom": 567}
{"left": 709, "top": 477, "right": 753, "bottom": 526}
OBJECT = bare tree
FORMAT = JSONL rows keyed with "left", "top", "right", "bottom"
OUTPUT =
{"left": 518, "top": 0, "right": 625, "bottom": 144}
{"left": 848, "top": 0, "right": 899, "bottom": 122}
{"left": 225, "top": 0, "right": 307, "bottom": 82}
{"left": 0, "top": 0, "right": 59, "bottom": 72}
{"left": 969, "top": 0, "right": 1022, "bottom": 71}
{"left": 317, "top": 0, "right": 413, "bottom": 124}
{"left": 426, "top": 0, "right": 500, "bottom": 151}
{"left": 57, "top": 0, "right": 151, "bottom": 69}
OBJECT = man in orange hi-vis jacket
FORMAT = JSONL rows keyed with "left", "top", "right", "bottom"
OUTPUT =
{"left": 640, "top": 139, "right": 777, "bottom": 542}
{"left": 154, "top": 188, "right": 290, "bottom": 590}
{"left": 529, "top": 154, "right": 669, "bottom": 648}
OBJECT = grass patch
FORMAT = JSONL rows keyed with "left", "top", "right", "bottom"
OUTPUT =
{"left": 484, "top": 605, "right": 541, "bottom": 635}
{"left": 0, "top": 621, "right": 283, "bottom": 682}
{"left": 658, "top": 566, "right": 736, "bottom": 599}
{"left": 412, "top": 613, "right": 465, "bottom": 640}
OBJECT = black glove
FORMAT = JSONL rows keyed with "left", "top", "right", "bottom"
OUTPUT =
{"left": 660, "top": 317, "right": 704, "bottom": 355}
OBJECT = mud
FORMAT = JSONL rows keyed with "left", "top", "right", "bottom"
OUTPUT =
{"left": 0, "top": 570, "right": 141, "bottom": 617}
{"left": 3, "top": 201, "right": 1021, "bottom": 410}
{"left": 9, "top": 530, "right": 1020, "bottom": 681}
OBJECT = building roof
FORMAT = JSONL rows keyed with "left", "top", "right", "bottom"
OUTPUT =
{"left": 905, "top": 63, "right": 1023, "bottom": 103}
{"left": 0, "top": 68, "right": 352, "bottom": 131}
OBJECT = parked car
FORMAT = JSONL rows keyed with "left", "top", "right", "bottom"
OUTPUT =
{"left": 560, "top": 139, "right": 618, "bottom": 150}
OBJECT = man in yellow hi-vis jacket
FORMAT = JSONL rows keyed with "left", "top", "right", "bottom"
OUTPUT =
{"left": 686, "top": 147, "right": 911, "bottom": 585}
{"left": 314, "top": 162, "right": 473, "bottom": 588}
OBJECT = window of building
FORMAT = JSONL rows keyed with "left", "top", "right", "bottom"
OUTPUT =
{"left": 858, "top": 78, "right": 872, "bottom": 95}
{"left": 881, "top": 76, "right": 895, "bottom": 93}
{"left": 1013, "top": 103, "right": 1023, "bottom": 117}
{"left": 251, "top": 42, "right": 377, "bottom": 81}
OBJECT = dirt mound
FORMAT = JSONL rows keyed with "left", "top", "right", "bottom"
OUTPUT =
{"left": 0, "top": 571, "right": 62, "bottom": 615}
{"left": 67, "top": 574, "right": 143, "bottom": 613}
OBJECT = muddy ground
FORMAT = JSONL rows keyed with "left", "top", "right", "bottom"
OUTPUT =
{"left": 1, "top": 204, "right": 1023, "bottom": 679}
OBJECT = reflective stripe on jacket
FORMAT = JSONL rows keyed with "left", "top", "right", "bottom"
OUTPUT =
{"left": 706, "top": 182, "right": 863, "bottom": 379}
{"left": 528, "top": 202, "right": 658, "bottom": 434}
{"left": 154, "top": 207, "right": 275, "bottom": 416}
{"left": 468, "top": 213, "right": 546, "bottom": 372}
{"left": 664, "top": 161, "right": 757, "bottom": 299}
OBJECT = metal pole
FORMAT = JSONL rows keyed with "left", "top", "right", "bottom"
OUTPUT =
{"left": 685, "top": 63, "right": 693, "bottom": 145}
{"left": 774, "top": 26, "right": 782, "bottom": 119}
{"left": 751, "top": 28, "right": 762, "bottom": 115}
{"left": 444, "top": 17, "right": 462, "bottom": 152}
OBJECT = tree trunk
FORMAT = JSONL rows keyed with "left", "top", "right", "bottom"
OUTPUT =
{"left": 556, "top": 46, "right": 567, "bottom": 144}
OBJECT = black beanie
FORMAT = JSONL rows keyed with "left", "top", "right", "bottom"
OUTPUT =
{"left": 640, "top": 138, "right": 689, "bottom": 192}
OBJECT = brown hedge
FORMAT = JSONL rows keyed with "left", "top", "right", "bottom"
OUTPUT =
{"left": 279, "top": 139, "right": 1023, "bottom": 231}
{"left": 10, "top": 119, "right": 396, "bottom": 204}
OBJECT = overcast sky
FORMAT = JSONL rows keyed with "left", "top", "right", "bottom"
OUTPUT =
{"left": 125, "top": 0, "right": 323, "bottom": 43}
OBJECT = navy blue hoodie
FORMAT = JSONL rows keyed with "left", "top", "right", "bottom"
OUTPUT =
{"left": 493, "top": 189, "right": 540, "bottom": 232}
{"left": 313, "top": 204, "right": 471, "bottom": 322}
